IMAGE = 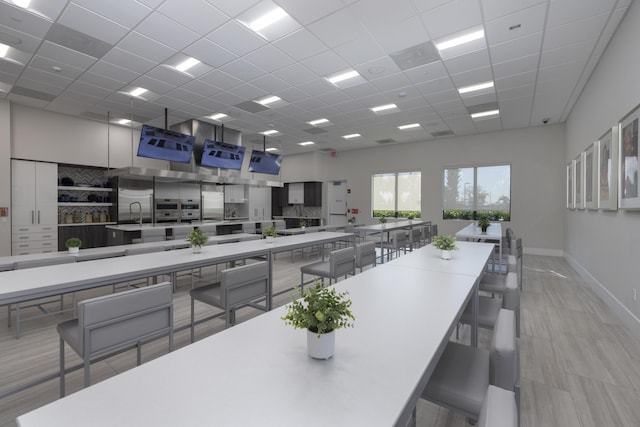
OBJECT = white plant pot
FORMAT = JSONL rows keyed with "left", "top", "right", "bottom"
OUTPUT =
{"left": 307, "top": 329, "right": 335, "bottom": 360}
{"left": 192, "top": 245, "right": 202, "bottom": 253}
{"left": 265, "top": 236, "right": 275, "bottom": 243}
{"left": 68, "top": 247, "right": 79, "bottom": 254}
{"left": 440, "top": 249, "right": 452, "bottom": 260}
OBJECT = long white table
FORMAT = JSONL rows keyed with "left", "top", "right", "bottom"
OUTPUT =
{"left": 17, "top": 243, "right": 488, "bottom": 427}
{"left": 455, "top": 222, "right": 504, "bottom": 274}
{"left": 355, "top": 219, "right": 427, "bottom": 263}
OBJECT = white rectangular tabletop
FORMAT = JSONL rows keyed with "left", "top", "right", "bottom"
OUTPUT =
{"left": 16, "top": 263, "right": 477, "bottom": 427}
{"left": 388, "top": 241, "right": 494, "bottom": 277}
{"left": 455, "top": 222, "right": 502, "bottom": 242}
{"left": 355, "top": 219, "right": 426, "bottom": 234}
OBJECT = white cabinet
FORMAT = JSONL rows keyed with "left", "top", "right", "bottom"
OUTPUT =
{"left": 224, "top": 185, "right": 246, "bottom": 203}
{"left": 248, "top": 186, "right": 272, "bottom": 220}
{"left": 288, "top": 182, "right": 304, "bottom": 204}
{"left": 12, "top": 160, "right": 58, "bottom": 254}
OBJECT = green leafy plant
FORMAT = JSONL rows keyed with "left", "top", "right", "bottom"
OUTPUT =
{"left": 186, "top": 227, "right": 209, "bottom": 247}
{"left": 65, "top": 237, "right": 82, "bottom": 248}
{"left": 262, "top": 225, "right": 278, "bottom": 238}
{"left": 477, "top": 216, "right": 491, "bottom": 231}
{"left": 299, "top": 220, "right": 307, "bottom": 228}
{"left": 347, "top": 216, "right": 356, "bottom": 224}
{"left": 282, "top": 281, "right": 355, "bottom": 336}
{"left": 378, "top": 215, "right": 387, "bottom": 224}
{"left": 431, "top": 235, "right": 458, "bottom": 251}
{"left": 406, "top": 213, "right": 415, "bottom": 220}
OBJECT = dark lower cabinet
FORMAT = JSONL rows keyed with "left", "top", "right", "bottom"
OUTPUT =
{"left": 58, "top": 225, "right": 108, "bottom": 251}
{"left": 304, "top": 182, "right": 322, "bottom": 206}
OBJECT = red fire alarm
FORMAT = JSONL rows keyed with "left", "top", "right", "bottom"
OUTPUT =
{"left": 352, "top": 208, "right": 359, "bottom": 214}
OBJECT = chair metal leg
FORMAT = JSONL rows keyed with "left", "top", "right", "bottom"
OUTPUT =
{"left": 190, "top": 297, "right": 196, "bottom": 343}
{"left": 15, "top": 303, "right": 20, "bottom": 339}
{"left": 59, "top": 337, "right": 66, "bottom": 397}
{"left": 137, "top": 341, "right": 142, "bottom": 365}
{"left": 84, "top": 358, "right": 90, "bottom": 388}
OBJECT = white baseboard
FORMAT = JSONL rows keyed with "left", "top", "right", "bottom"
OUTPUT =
{"left": 524, "top": 247, "right": 563, "bottom": 257}
{"left": 564, "top": 253, "right": 640, "bottom": 342}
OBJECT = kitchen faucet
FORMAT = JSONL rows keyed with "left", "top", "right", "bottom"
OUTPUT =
{"left": 129, "top": 202, "right": 143, "bottom": 225}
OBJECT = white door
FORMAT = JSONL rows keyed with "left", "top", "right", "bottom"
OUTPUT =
{"left": 328, "top": 180, "right": 348, "bottom": 226}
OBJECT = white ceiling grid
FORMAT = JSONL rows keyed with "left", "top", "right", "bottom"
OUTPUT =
{"left": 0, "top": 0, "right": 633, "bottom": 155}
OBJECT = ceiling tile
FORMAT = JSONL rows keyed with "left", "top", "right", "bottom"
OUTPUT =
{"left": 0, "top": 23, "right": 44, "bottom": 54}
{"left": 245, "top": 44, "right": 296, "bottom": 72}
{"left": 101, "top": 47, "right": 156, "bottom": 75}
{"left": 301, "top": 49, "right": 349, "bottom": 76}
{"left": 272, "top": 63, "right": 317, "bottom": 85}
{"left": 0, "top": 2, "right": 54, "bottom": 38}
{"left": 117, "top": 31, "right": 177, "bottom": 63}
{"left": 158, "top": 0, "right": 227, "bottom": 35}
{"left": 207, "top": 20, "right": 266, "bottom": 57}
{"left": 492, "top": 53, "right": 539, "bottom": 79}
{"left": 307, "top": 7, "right": 368, "bottom": 48}
{"left": 58, "top": 3, "right": 129, "bottom": 45}
{"left": 489, "top": 32, "right": 542, "bottom": 64}
{"left": 421, "top": 0, "right": 483, "bottom": 40}
{"left": 542, "top": 13, "right": 609, "bottom": 51}
{"left": 276, "top": 0, "right": 345, "bottom": 25}
{"left": 274, "top": 29, "right": 328, "bottom": 61}
{"left": 71, "top": 0, "right": 152, "bottom": 29}
{"left": 484, "top": 2, "right": 547, "bottom": 46}
{"left": 89, "top": 60, "right": 138, "bottom": 84}
{"left": 481, "top": 0, "right": 546, "bottom": 21}
{"left": 199, "top": 69, "right": 244, "bottom": 90}
{"left": 203, "top": 0, "right": 261, "bottom": 17}
{"left": 135, "top": 12, "right": 200, "bottom": 51}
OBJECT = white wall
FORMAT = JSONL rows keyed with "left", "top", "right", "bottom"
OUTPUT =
{"left": 565, "top": 0, "right": 640, "bottom": 331}
{"left": 282, "top": 124, "right": 566, "bottom": 254}
{"left": 0, "top": 100, "right": 10, "bottom": 256}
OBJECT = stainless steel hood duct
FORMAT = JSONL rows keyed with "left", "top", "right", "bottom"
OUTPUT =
{"left": 106, "top": 166, "right": 284, "bottom": 187}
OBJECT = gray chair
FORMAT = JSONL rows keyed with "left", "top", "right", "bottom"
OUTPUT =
{"left": 355, "top": 241, "right": 377, "bottom": 272}
{"left": 420, "top": 222, "right": 432, "bottom": 246}
{"left": 481, "top": 238, "right": 522, "bottom": 294}
{"left": 300, "top": 246, "right": 356, "bottom": 288}
{"left": 57, "top": 282, "right": 173, "bottom": 397}
{"left": 377, "top": 230, "right": 408, "bottom": 261}
{"left": 430, "top": 224, "right": 438, "bottom": 238}
{"left": 458, "top": 271, "right": 521, "bottom": 339}
{"left": 141, "top": 228, "right": 166, "bottom": 242}
{"left": 11, "top": 256, "right": 77, "bottom": 339}
{"left": 190, "top": 261, "right": 269, "bottom": 339}
{"left": 409, "top": 227, "right": 422, "bottom": 250}
{"left": 421, "top": 309, "right": 518, "bottom": 423}
{"left": 478, "top": 385, "right": 518, "bottom": 427}
{"left": 123, "top": 245, "right": 171, "bottom": 288}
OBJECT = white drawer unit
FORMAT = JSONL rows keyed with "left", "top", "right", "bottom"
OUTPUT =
{"left": 12, "top": 160, "right": 59, "bottom": 255}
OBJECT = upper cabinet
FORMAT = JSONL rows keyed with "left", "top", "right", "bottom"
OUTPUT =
{"left": 304, "top": 182, "right": 322, "bottom": 206}
{"left": 224, "top": 185, "right": 246, "bottom": 203}
{"left": 288, "top": 182, "right": 304, "bottom": 204}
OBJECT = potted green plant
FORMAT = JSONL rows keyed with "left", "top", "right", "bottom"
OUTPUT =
{"left": 299, "top": 219, "right": 307, "bottom": 229}
{"left": 431, "top": 235, "right": 457, "bottom": 260}
{"left": 477, "top": 216, "right": 491, "bottom": 233}
{"left": 347, "top": 216, "right": 356, "bottom": 224}
{"left": 282, "top": 281, "right": 355, "bottom": 359}
{"left": 65, "top": 237, "right": 82, "bottom": 254}
{"left": 406, "top": 213, "right": 416, "bottom": 222}
{"left": 186, "top": 227, "right": 208, "bottom": 253}
{"left": 378, "top": 215, "right": 387, "bottom": 227}
{"left": 262, "top": 225, "right": 278, "bottom": 242}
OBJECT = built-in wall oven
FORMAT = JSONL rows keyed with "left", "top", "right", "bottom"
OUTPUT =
{"left": 155, "top": 199, "right": 180, "bottom": 223}
{"left": 180, "top": 199, "right": 200, "bottom": 222}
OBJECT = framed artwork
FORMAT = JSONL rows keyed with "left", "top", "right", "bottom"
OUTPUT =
{"left": 566, "top": 160, "right": 574, "bottom": 209}
{"left": 584, "top": 143, "right": 596, "bottom": 209}
{"left": 596, "top": 126, "right": 618, "bottom": 210}
{"left": 619, "top": 104, "right": 640, "bottom": 208}
{"left": 574, "top": 153, "right": 584, "bottom": 209}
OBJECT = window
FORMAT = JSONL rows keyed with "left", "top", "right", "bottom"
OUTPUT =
{"left": 372, "top": 171, "right": 421, "bottom": 218}
{"left": 442, "top": 164, "right": 511, "bottom": 220}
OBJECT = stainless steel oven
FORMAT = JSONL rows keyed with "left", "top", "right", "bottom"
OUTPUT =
{"left": 155, "top": 199, "right": 180, "bottom": 223}
{"left": 180, "top": 199, "right": 200, "bottom": 222}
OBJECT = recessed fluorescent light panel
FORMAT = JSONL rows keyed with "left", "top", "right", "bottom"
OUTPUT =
{"left": 298, "top": 141, "right": 315, "bottom": 146}
{"left": 324, "top": 69, "right": 365, "bottom": 89}
{"left": 130, "top": 87, "right": 147, "bottom": 97}
{"left": 398, "top": 123, "right": 421, "bottom": 130}
{"left": 175, "top": 57, "right": 200, "bottom": 73}
{"left": 370, "top": 103, "right": 398, "bottom": 113}
{"left": 265, "top": 147, "right": 278, "bottom": 152}
{"left": 436, "top": 29, "right": 485, "bottom": 51}
{"left": 470, "top": 109, "right": 500, "bottom": 119}
{"left": 342, "top": 133, "right": 361, "bottom": 139}
{"left": 0, "top": 43, "right": 8, "bottom": 58}
{"left": 11, "top": 0, "right": 31, "bottom": 8}
{"left": 262, "top": 129, "right": 279, "bottom": 136}
{"left": 209, "top": 113, "right": 228, "bottom": 121}
{"left": 307, "top": 118, "right": 330, "bottom": 126}
{"left": 118, "top": 119, "right": 131, "bottom": 125}
{"left": 255, "top": 95, "right": 281, "bottom": 106}
{"left": 458, "top": 81, "right": 494, "bottom": 95}
{"left": 237, "top": 2, "right": 300, "bottom": 41}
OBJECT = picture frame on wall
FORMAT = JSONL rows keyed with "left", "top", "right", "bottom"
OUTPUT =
{"left": 584, "top": 143, "right": 596, "bottom": 209}
{"left": 619, "top": 104, "right": 640, "bottom": 209}
{"left": 596, "top": 126, "right": 618, "bottom": 210}
{"left": 566, "top": 160, "right": 574, "bottom": 209}
{"left": 574, "top": 153, "right": 584, "bottom": 209}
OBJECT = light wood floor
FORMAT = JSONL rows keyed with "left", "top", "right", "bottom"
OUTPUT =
{"left": 1, "top": 252, "right": 640, "bottom": 426}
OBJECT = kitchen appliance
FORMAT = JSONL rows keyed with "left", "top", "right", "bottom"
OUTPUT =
{"left": 180, "top": 199, "right": 200, "bottom": 222}
{"left": 116, "top": 177, "right": 153, "bottom": 224}
{"left": 328, "top": 180, "right": 348, "bottom": 226}
{"left": 201, "top": 185, "right": 224, "bottom": 220}
{"left": 155, "top": 199, "right": 181, "bottom": 223}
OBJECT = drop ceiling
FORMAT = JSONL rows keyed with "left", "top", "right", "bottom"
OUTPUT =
{"left": 0, "top": 0, "right": 632, "bottom": 156}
